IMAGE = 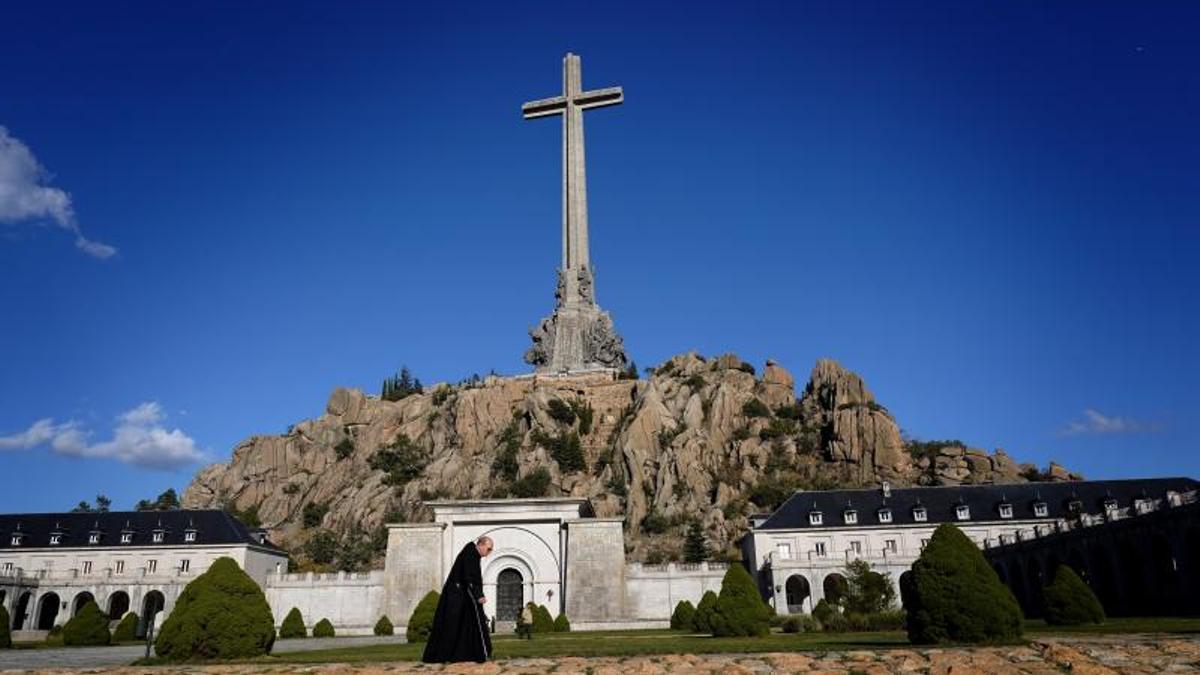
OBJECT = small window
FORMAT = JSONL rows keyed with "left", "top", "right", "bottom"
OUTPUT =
{"left": 9, "top": 535, "right": 21, "bottom": 546}
{"left": 849, "top": 540, "right": 862, "bottom": 554}
{"left": 82, "top": 561, "right": 93, "bottom": 574}
{"left": 955, "top": 504, "right": 970, "bottom": 521}
{"left": 49, "top": 534, "right": 61, "bottom": 545}
{"left": 115, "top": 560, "right": 125, "bottom": 574}
{"left": 2, "top": 561, "right": 12, "bottom": 574}
{"left": 998, "top": 534, "right": 1009, "bottom": 545}
{"left": 147, "top": 559, "right": 157, "bottom": 573}
{"left": 999, "top": 503, "right": 1013, "bottom": 519}
{"left": 878, "top": 508, "right": 893, "bottom": 524}
{"left": 184, "top": 531, "right": 197, "bottom": 543}
{"left": 1033, "top": 501, "right": 1048, "bottom": 517}
{"left": 1103, "top": 498, "right": 1118, "bottom": 513}
{"left": 88, "top": 533, "right": 100, "bottom": 545}
{"left": 120, "top": 532, "right": 133, "bottom": 544}
{"left": 1068, "top": 499, "right": 1083, "bottom": 513}
{"left": 814, "top": 542, "right": 827, "bottom": 557}
{"left": 809, "top": 511, "right": 823, "bottom": 526}
{"left": 912, "top": 506, "right": 928, "bottom": 522}
{"left": 776, "top": 543, "right": 792, "bottom": 560}
{"left": 843, "top": 510, "right": 858, "bottom": 525}
{"left": 920, "top": 538, "right": 930, "bottom": 550}
{"left": 179, "top": 559, "right": 190, "bottom": 573}
{"left": 884, "top": 539, "right": 897, "bottom": 553}
{"left": 152, "top": 531, "right": 165, "bottom": 543}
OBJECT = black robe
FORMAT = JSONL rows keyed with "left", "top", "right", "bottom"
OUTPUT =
{"left": 421, "top": 543, "right": 492, "bottom": 663}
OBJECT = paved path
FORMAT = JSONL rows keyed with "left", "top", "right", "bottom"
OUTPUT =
{"left": 0, "top": 636, "right": 406, "bottom": 671}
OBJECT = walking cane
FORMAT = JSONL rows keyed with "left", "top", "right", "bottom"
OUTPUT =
{"left": 466, "top": 584, "right": 490, "bottom": 660}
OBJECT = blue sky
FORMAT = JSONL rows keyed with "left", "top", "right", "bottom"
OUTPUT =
{"left": 1, "top": 1, "right": 1196, "bottom": 513}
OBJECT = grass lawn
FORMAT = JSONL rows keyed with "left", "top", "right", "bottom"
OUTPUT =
{"left": 1027, "top": 616, "right": 1200, "bottom": 635}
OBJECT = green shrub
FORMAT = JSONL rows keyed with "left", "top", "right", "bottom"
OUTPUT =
{"left": 845, "top": 610, "right": 906, "bottom": 631}
{"left": 821, "top": 612, "right": 850, "bottom": 633}
{"left": 1043, "top": 565, "right": 1105, "bottom": 626}
{"left": 154, "top": 557, "right": 275, "bottom": 660}
{"left": 709, "top": 564, "right": 771, "bottom": 637}
{"left": 553, "top": 613, "right": 570, "bottom": 632}
{"left": 742, "top": 398, "right": 771, "bottom": 418}
{"left": 112, "top": 612, "right": 139, "bottom": 642}
{"left": 670, "top": 600, "right": 696, "bottom": 630}
{"left": 302, "top": 502, "right": 329, "bottom": 528}
{"left": 683, "top": 521, "right": 710, "bottom": 563}
{"left": 782, "top": 615, "right": 818, "bottom": 633}
{"left": 531, "top": 429, "right": 586, "bottom": 473}
{"left": 546, "top": 399, "right": 576, "bottom": 425}
{"left": 843, "top": 559, "right": 897, "bottom": 614}
{"left": 640, "top": 509, "right": 670, "bottom": 535}
{"left": 903, "top": 523, "right": 1024, "bottom": 644}
{"left": 279, "top": 607, "right": 306, "bottom": 638}
{"left": 532, "top": 605, "right": 555, "bottom": 633}
{"left": 373, "top": 615, "right": 394, "bottom": 636}
{"left": 405, "top": 591, "right": 440, "bottom": 642}
{"left": 369, "top": 434, "right": 428, "bottom": 487}
{"left": 334, "top": 438, "right": 355, "bottom": 460}
{"left": 812, "top": 598, "right": 837, "bottom": 626}
{"left": 692, "top": 590, "right": 719, "bottom": 632}
{"left": 63, "top": 601, "right": 111, "bottom": 647}
{"left": 0, "top": 604, "right": 11, "bottom": 649}
{"left": 312, "top": 619, "right": 335, "bottom": 638}
{"left": 509, "top": 468, "right": 552, "bottom": 498}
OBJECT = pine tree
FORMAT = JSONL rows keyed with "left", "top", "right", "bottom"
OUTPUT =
{"left": 154, "top": 557, "right": 276, "bottom": 660}
{"left": 279, "top": 607, "right": 307, "bottom": 638}
{"left": 683, "top": 522, "right": 710, "bottom": 563}
{"left": 708, "top": 564, "right": 771, "bottom": 637}
{"left": 1043, "top": 565, "right": 1105, "bottom": 625}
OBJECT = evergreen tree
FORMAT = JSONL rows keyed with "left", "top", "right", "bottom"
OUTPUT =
{"left": 62, "top": 601, "right": 111, "bottom": 646}
{"left": 904, "top": 523, "right": 1023, "bottom": 644}
{"left": 0, "top": 604, "right": 11, "bottom": 649}
{"left": 312, "top": 619, "right": 335, "bottom": 637}
{"left": 692, "top": 590, "right": 719, "bottom": 632}
{"left": 709, "top": 564, "right": 771, "bottom": 637}
{"left": 373, "top": 615, "right": 394, "bottom": 636}
{"left": 405, "top": 591, "right": 440, "bottom": 642}
{"left": 154, "top": 557, "right": 276, "bottom": 660}
{"left": 532, "top": 605, "right": 555, "bottom": 633}
{"left": 683, "top": 522, "right": 710, "bottom": 563}
{"left": 1043, "top": 565, "right": 1105, "bottom": 625}
{"left": 843, "top": 559, "right": 896, "bottom": 614}
{"left": 95, "top": 494, "right": 111, "bottom": 512}
{"left": 670, "top": 600, "right": 696, "bottom": 630}
{"left": 112, "top": 612, "right": 139, "bottom": 642}
{"left": 279, "top": 607, "right": 307, "bottom": 638}
{"left": 553, "top": 613, "right": 571, "bottom": 632}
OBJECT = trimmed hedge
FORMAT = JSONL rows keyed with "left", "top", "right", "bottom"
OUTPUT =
{"left": 903, "top": 523, "right": 1023, "bottom": 644}
{"left": 812, "top": 598, "right": 837, "bottom": 627}
{"left": 374, "top": 615, "right": 394, "bottom": 636}
{"left": 112, "top": 612, "right": 139, "bottom": 642}
{"left": 405, "top": 591, "right": 439, "bottom": 642}
{"left": 154, "top": 557, "right": 276, "bottom": 660}
{"left": 670, "top": 600, "right": 696, "bottom": 630}
{"left": 279, "top": 607, "right": 307, "bottom": 639}
{"left": 532, "top": 604, "right": 555, "bottom": 633}
{"left": 553, "top": 613, "right": 571, "bottom": 632}
{"left": 709, "top": 564, "right": 771, "bottom": 637}
{"left": 63, "top": 601, "right": 111, "bottom": 647}
{"left": 0, "top": 604, "right": 11, "bottom": 649}
{"left": 1043, "top": 565, "right": 1105, "bottom": 626}
{"left": 782, "top": 615, "right": 818, "bottom": 633}
{"left": 312, "top": 618, "right": 335, "bottom": 638}
{"left": 692, "top": 590, "right": 719, "bottom": 632}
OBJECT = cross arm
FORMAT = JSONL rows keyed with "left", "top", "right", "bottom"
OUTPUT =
{"left": 522, "top": 96, "right": 567, "bottom": 119}
{"left": 576, "top": 86, "right": 623, "bottom": 110}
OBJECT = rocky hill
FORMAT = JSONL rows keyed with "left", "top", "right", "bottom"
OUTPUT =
{"left": 182, "top": 353, "right": 1078, "bottom": 565}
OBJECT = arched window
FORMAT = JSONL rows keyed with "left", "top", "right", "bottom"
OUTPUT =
{"left": 784, "top": 575, "right": 810, "bottom": 614}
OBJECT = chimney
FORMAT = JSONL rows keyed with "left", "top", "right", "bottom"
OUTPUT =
{"left": 881, "top": 481, "right": 892, "bottom": 498}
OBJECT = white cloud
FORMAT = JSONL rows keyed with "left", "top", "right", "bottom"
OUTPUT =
{"left": 0, "top": 402, "right": 205, "bottom": 470}
{"left": 0, "top": 126, "right": 117, "bottom": 259}
{"left": 1058, "top": 409, "right": 1161, "bottom": 437}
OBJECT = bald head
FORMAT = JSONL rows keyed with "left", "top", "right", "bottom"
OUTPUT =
{"left": 475, "top": 536, "right": 493, "bottom": 557}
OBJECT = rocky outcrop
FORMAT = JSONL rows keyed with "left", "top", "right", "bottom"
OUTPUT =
{"left": 183, "top": 353, "right": 1075, "bottom": 563}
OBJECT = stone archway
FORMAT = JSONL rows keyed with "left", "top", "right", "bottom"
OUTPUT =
{"left": 139, "top": 590, "right": 165, "bottom": 638}
{"left": 72, "top": 591, "right": 96, "bottom": 617}
{"left": 107, "top": 591, "right": 130, "bottom": 620}
{"left": 36, "top": 592, "right": 61, "bottom": 630}
{"left": 1025, "top": 559, "right": 1044, "bottom": 617}
{"left": 785, "top": 574, "right": 811, "bottom": 614}
{"left": 495, "top": 568, "right": 525, "bottom": 621}
{"left": 823, "top": 573, "right": 847, "bottom": 607}
{"left": 13, "top": 591, "right": 32, "bottom": 629}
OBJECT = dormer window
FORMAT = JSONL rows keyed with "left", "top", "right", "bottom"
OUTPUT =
{"left": 49, "top": 534, "right": 62, "bottom": 545}
{"left": 912, "top": 505, "right": 927, "bottom": 522}
{"left": 1167, "top": 491, "right": 1181, "bottom": 507}
{"left": 152, "top": 531, "right": 165, "bottom": 543}
{"left": 1068, "top": 499, "right": 1083, "bottom": 513}
{"left": 955, "top": 504, "right": 971, "bottom": 521}
{"left": 808, "top": 511, "right": 823, "bottom": 526}
{"left": 120, "top": 532, "right": 133, "bottom": 544}
{"left": 10, "top": 534, "right": 23, "bottom": 546}
{"left": 998, "top": 503, "right": 1013, "bottom": 519}
{"left": 1134, "top": 498, "right": 1151, "bottom": 514}
{"left": 1033, "top": 501, "right": 1048, "bottom": 517}
{"left": 877, "top": 508, "right": 893, "bottom": 524}
{"left": 88, "top": 533, "right": 101, "bottom": 545}
{"left": 843, "top": 509, "right": 857, "bottom": 525}
{"left": 184, "top": 530, "right": 197, "bottom": 543}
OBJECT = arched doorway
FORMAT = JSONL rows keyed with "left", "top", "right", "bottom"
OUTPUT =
{"left": 107, "top": 591, "right": 130, "bottom": 620}
{"left": 13, "top": 591, "right": 33, "bottom": 630}
{"left": 36, "top": 592, "right": 61, "bottom": 630}
{"left": 823, "top": 573, "right": 847, "bottom": 607}
{"left": 1010, "top": 561, "right": 1029, "bottom": 613}
{"left": 72, "top": 591, "right": 96, "bottom": 617}
{"left": 495, "top": 569, "right": 523, "bottom": 622}
{"left": 785, "top": 574, "right": 810, "bottom": 614}
{"left": 1025, "top": 560, "right": 1044, "bottom": 617}
{"left": 138, "top": 590, "right": 165, "bottom": 638}
{"left": 1090, "top": 547, "right": 1118, "bottom": 614}
{"left": 1118, "top": 540, "right": 1147, "bottom": 615}
{"left": 898, "top": 571, "right": 915, "bottom": 610}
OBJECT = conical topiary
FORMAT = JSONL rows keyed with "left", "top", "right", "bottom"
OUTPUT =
{"left": 154, "top": 557, "right": 276, "bottom": 660}
{"left": 374, "top": 615, "right": 394, "bottom": 636}
{"left": 405, "top": 591, "right": 439, "bottom": 642}
{"left": 112, "top": 612, "right": 139, "bottom": 642}
{"left": 0, "top": 604, "right": 12, "bottom": 649}
{"left": 1043, "top": 565, "right": 1105, "bottom": 625}
{"left": 904, "top": 523, "right": 1023, "bottom": 644}
{"left": 532, "top": 604, "right": 554, "bottom": 633}
{"left": 553, "top": 612, "right": 570, "bottom": 632}
{"left": 708, "top": 563, "right": 771, "bottom": 637}
{"left": 670, "top": 600, "right": 696, "bottom": 630}
{"left": 63, "top": 601, "right": 111, "bottom": 646}
{"left": 312, "top": 618, "right": 335, "bottom": 637}
{"left": 692, "top": 590, "right": 719, "bottom": 632}
{"left": 279, "top": 607, "right": 307, "bottom": 638}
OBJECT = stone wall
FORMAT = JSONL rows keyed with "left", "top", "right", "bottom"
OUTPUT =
{"left": 264, "top": 571, "right": 385, "bottom": 636}
{"left": 564, "top": 519, "right": 626, "bottom": 629}
{"left": 622, "top": 561, "right": 727, "bottom": 627}
{"left": 384, "top": 524, "right": 446, "bottom": 629}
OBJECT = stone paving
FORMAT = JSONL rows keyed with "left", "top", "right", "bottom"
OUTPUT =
{"left": 2, "top": 635, "right": 1198, "bottom": 674}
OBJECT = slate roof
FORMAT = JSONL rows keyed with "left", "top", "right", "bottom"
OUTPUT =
{"left": 756, "top": 477, "right": 1199, "bottom": 531}
{"left": 0, "top": 509, "right": 283, "bottom": 551}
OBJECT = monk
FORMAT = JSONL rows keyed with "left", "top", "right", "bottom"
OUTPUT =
{"left": 421, "top": 536, "right": 494, "bottom": 663}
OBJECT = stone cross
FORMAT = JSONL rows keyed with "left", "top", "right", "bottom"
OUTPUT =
{"left": 522, "top": 52, "right": 623, "bottom": 305}
{"left": 521, "top": 53, "right": 629, "bottom": 373}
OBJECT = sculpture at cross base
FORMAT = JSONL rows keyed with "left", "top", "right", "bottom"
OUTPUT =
{"left": 522, "top": 53, "right": 629, "bottom": 374}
